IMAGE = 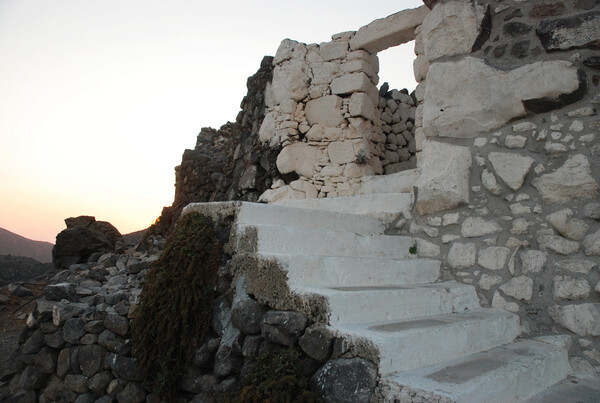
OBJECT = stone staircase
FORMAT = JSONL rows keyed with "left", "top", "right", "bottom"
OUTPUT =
{"left": 184, "top": 191, "right": 570, "bottom": 402}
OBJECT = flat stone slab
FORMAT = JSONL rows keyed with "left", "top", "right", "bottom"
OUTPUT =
{"left": 349, "top": 6, "right": 429, "bottom": 53}
{"left": 525, "top": 376, "right": 600, "bottom": 403}
{"left": 384, "top": 339, "right": 569, "bottom": 402}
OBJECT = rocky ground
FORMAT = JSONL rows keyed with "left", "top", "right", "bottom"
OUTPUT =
{"left": 0, "top": 281, "right": 48, "bottom": 381}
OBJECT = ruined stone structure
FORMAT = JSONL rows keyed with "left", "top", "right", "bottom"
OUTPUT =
{"left": 4, "top": 1, "right": 600, "bottom": 402}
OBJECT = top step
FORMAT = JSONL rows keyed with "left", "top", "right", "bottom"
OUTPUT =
{"left": 183, "top": 201, "right": 385, "bottom": 236}
{"left": 235, "top": 202, "right": 385, "bottom": 235}
{"left": 276, "top": 193, "right": 413, "bottom": 219}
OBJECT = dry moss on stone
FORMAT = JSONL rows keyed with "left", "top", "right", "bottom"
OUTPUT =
{"left": 231, "top": 345, "right": 322, "bottom": 403}
{"left": 230, "top": 253, "right": 329, "bottom": 323}
{"left": 131, "top": 212, "right": 221, "bottom": 400}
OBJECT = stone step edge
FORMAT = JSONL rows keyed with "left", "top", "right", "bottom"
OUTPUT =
{"left": 252, "top": 252, "right": 442, "bottom": 286}
{"left": 231, "top": 223, "right": 417, "bottom": 258}
{"left": 235, "top": 200, "right": 386, "bottom": 235}
{"left": 380, "top": 338, "right": 570, "bottom": 403}
{"left": 330, "top": 308, "right": 520, "bottom": 374}
{"left": 293, "top": 282, "right": 480, "bottom": 325}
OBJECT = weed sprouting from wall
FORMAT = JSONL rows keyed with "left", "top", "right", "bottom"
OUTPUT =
{"left": 232, "top": 346, "right": 322, "bottom": 403}
{"left": 132, "top": 212, "right": 221, "bottom": 400}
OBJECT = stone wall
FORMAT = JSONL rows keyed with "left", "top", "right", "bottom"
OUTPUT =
{"left": 168, "top": 56, "right": 280, "bottom": 227}
{"left": 411, "top": 0, "right": 600, "bottom": 370}
{"left": 3, "top": 214, "right": 378, "bottom": 402}
{"left": 258, "top": 7, "right": 427, "bottom": 202}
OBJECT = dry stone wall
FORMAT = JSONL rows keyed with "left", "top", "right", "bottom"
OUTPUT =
{"left": 168, "top": 57, "right": 280, "bottom": 229}
{"left": 258, "top": 9, "right": 426, "bottom": 203}
{"left": 409, "top": 0, "right": 600, "bottom": 372}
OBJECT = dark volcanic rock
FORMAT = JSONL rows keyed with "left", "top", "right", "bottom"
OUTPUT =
{"left": 260, "top": 311, "right": 307, "bottom": 347}
{"left": 310, "top": 358, "right": 377, "bottom": 403}
{"left": 523, "top": 69, "right": 587, "bottom": 113}
{"left": 536, "top": 11, "right": 600, "bottom": 51}
{"left": 52, "top": 216, "right": 125, "bottom": 270}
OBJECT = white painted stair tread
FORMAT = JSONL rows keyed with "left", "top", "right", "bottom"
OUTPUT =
{"left": 234, "top": 224, "right": 416, "bottom": 258}
{"left": 333, "top": 309, "right": 520, "bottom": 375}
{"left": 385, "top": 339, "right": 570, "bottom": 403}
{"left": 235, "top": 201, "right": 385, "bottom": 235}
{"left": 275, "top": 192, "right": 413, "bottom": 217}
{"left": 256, "top": 253, "right": 441, "bottom": 287}
{"left": 294, "top": 282, "right": 480, "bottom": 325}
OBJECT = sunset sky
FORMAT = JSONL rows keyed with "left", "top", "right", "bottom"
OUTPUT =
{"left": 0, "top": 0, "right": 422, "bottom": 243}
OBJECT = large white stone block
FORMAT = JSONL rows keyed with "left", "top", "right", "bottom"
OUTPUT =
{"left": 423, "top": 58, "right": 582, "bottom": 138}
{"left": 550, "top": 303, "right": 600, "bottom": 336}
{"left": 532, "top": 155, "right": 599, "bottom": 204}
{"left": 421, "top": 0, "right": 486, "bottom": 60}
{"left": 447, "top": 242, "right": 476, "bottom": 269}
{"left": 415, "top": 140, "right": 471, "bottom": 215}
{"left": 547, "top": 209, "right": 589, "bottom": 241}
{"left": 488, "top": 152, "right": 535, "bottom": 191}
{"left": 478, "top": 246, "right": 510, "bottom": 271}
{"left": 348, "top": 92, "right": 376, "bottom": 122}
{"left": 318, "top": 41, "right": 348, "bottom": 61}
{"left": 268, "top": 61, "right": 310, "bottom": 106}
{"left": 331, "top": 72, "right": 374, "bottom": 96}
{"left": 328, "top": 141, "right": 356, "bottom": 165}
{"left": 258, "top": 111, "right": 276, "bottom": 143}
{"left": 276, "top": 143, "right": 317, "bottom": 179}
{"left": 500, "top": 276, "right": 533, "bottom": 302}
{"left": 349, "top": 6, "right": 429, "bottom": 53}
{"left": 305, "top": 95, "right": 345, "bottom": 126}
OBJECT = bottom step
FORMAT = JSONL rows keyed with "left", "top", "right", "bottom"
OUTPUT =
{"left": 525, "top": 376, "right": 600, "bottom": 403}
{"left": 382, "top": 339, "right": 569, "bottom": 403}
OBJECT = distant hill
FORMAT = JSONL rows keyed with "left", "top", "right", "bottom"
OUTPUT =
{"left": 123, "top": 228, "right": 148, "bottom": 246}
{"left": 0, "top": 228, "right": 54, "bottom": 263}
{"left": 0, "top": 255, "right": 53, "bottom": 286}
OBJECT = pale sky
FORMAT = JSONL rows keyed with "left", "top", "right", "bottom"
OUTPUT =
{"left": 0, "top": 0, "right": 422, "bottom": 243}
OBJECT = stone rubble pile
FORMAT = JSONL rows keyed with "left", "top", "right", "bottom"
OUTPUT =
{"left": 2, "top": 227, "right": 379, "bottom": 402}
{"left": 377, "top": 84, "right": 417, "bottom": 174}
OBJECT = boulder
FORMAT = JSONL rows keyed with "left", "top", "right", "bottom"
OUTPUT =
{"left": 53, "top": 216, "right": 124, "bottom": 270}
{"left": 261, "top": 311, "right": 307, "bottom": 347}
{"left": 310, "top": 358, "right": 377, "bottom": 403}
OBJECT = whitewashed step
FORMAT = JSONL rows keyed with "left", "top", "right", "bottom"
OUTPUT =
{"left": 296, "top": 282, "right": 479, "bottom": 326}
{"left": 258, "top": 253, "right": 441, "bottom": 287}
{"left": 233, "top": 224, "right": 416, "bottom": 259}
{"left": 276, "top": 192, "right": 413, "bottom": 219}
{"left": 385, "top": 339, "right": 570, "bottom": 403}
{"left": 334, "top": 308, "right": 520, "bottom": 375}
{"left": 235, "top": 202, "right": 385, "bottom": 235}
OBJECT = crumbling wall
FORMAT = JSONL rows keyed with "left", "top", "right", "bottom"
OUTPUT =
{"left": 410, "top": 0, "right": 600, "bottom": 369}
{"left": 168, "top": 56, "right": 280, "bottom": 228}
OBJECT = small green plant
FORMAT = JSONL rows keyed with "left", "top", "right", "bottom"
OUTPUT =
{"left": 409, "top": 242, "right": 418, "bottom": 255}
{"left": 230, "top": 346, "right": 322, "bottom": 403}
{"left": 132, "top": 212, "right": 221, "bottom": 400}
